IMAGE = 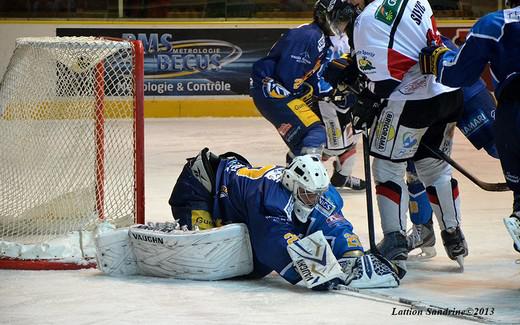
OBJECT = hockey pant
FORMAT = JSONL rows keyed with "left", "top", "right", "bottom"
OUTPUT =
{"left": 250, "top": 83, "right": 326, "bottom": 156}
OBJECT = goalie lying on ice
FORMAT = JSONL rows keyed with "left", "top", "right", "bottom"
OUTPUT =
{"left": 95, "top": 149, "right": 402, "bottom": 290}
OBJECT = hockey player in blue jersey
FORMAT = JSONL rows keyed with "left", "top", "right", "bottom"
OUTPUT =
{"left": 168, "top": 149, "right": 401, "bottom": 290}
{"left": 419, "top": 0, "right": 520, "bottom": 254}
{"left": 250, "top": 0, "right": 357, "bottom": 162}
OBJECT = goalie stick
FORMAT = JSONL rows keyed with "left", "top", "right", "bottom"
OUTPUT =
{"left": 333, "top": 284, "right": 499, "bottom": 324}
{"left": 339, "top": 82, "right": 509, "bottom": 192}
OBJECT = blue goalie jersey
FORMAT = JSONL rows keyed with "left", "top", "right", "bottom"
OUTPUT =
{"left": 211, "top": 158, "right": 364, "bottom": 284}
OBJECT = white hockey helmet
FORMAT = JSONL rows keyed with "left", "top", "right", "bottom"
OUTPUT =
{"left": 282, "top": 155, "right": 330, "bottom": 223}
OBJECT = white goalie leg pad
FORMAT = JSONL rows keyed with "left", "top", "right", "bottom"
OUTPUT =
{"left": 287, "top": 231, "right": 346, "bottom": 289}
{"left": 344, "top": 254, "right": 400, "bottom": 289}
{"left": 95, "top": 226, "right": 138, "bottom": 276}
{"left": 129, "top": 223, "right": 253, "bottom": 280}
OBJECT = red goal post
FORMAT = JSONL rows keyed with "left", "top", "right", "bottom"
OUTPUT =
{"left": 0, "top": 36, "right": 144, "bottom": 269}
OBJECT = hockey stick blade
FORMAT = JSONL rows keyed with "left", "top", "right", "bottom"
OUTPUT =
{"left": 421, "top": 143, "right": 509, "bottom": 192}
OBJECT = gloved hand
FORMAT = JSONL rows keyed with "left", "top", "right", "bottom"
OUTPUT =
{"left": 324, "top": 54, "right": 360, "bottom": 89}
{"left": 419, "top": 45, "right": 449, "bottom": 76}
{"left": 350, "top": 88, "right": 385, "bottom": 130}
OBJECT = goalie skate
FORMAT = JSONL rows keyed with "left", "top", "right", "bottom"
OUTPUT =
{"left": 406, "top": 220, "right": 437, "bottom": 261}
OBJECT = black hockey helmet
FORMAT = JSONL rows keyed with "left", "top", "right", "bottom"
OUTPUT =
{"left": 314, "top": 0, "right": 359, "bottom": 36}
{"left": 506, "top": 0, "right": 520, "bottom": 7}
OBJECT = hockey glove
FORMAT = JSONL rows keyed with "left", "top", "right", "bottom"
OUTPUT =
{"left": 419, "top": 45, "right": 449, "bottom": 76}
{"left": 350, "top": 88, "right": 385, "bottom": 131}
{"left": 324, "top": 54, "right": 360, "bottom": 89}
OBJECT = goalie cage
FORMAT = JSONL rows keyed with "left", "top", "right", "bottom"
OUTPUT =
{"left": 0, "top": 36, "right": 144, "bottom": 270}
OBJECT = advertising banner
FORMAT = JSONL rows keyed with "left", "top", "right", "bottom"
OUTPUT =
{"left": 57, "top": 28, "right": 287, "bottom": 96}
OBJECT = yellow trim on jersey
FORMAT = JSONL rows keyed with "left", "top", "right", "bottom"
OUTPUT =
{"left": 287, "top": 99, "right": 320, "bottom": 127}
{"left": 191, "top": 210, "right": 214, "bottom": 230}
{"left": 236, "top": 165, "right": 276, "bottom": 179}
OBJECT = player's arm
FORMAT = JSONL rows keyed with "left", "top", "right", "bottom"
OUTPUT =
{"left": 420, "top": 33, "right": 491, "bottom": 87}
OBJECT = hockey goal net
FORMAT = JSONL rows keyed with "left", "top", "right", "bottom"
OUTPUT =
{"left": 0, "top": 36, "right": 144, "bottom": 269}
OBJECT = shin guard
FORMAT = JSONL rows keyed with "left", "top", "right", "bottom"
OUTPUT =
{"left": 376, "top": 181, "right": 408, "bottom": 234}
{"left": 426, "top": 179, "right": 461, "bottom": 230}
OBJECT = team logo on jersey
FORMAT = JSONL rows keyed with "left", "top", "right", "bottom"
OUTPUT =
{"left": 325, "top": 213, "right": 344, "bottom": 227}
{"left": 402, "top": 132, "right": 418, "bottom": 149}
{"left": 315, "top": 196, "right": 336, "bottom": 217}
{"left": 375, "top": 0, "right": 403, "bottom": 25}
{"left": 358, "top": 56, "right": 375, "bottom": 72}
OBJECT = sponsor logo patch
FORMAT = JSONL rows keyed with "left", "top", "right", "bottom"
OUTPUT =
{"left": 358, "top": 56, "right": 375, "bottom": 72}
{"left": 375, "top": 0, "right": 403, "bottom": 25}
{"left": 316, "top": 196, "right": 336, "bottom": 216}
{"left": 375, "top": 112, "right": 395, "bottom": 152}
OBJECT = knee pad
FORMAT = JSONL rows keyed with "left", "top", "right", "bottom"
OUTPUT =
{"left": 414, "top": 157, "right": 451, "bottom": 186}
{"left": 426, "top": 178, "right": 461, "bottom": 230}
{"left": 375, "top": 180, "right": 408, "bottom": 233}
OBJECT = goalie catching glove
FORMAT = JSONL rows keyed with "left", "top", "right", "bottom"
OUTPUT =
{"left": 419, "top": 45, "right": 449, "bottom": 76}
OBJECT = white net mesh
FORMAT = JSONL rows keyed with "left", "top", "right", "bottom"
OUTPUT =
{"left": 0, "top": 37, "right": 143, "bottom": 265}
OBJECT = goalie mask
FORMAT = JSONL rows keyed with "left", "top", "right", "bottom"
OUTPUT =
{"left": 282, "top": 155, "right": 330, "bottom": 223}
{"left": 314, "top": 0, "right": 359, "bottom": 36}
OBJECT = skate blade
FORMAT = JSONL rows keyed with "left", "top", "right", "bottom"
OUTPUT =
{"left": 408, "top": 246, "right": 437, "bottom": 261}
{"left": 503, "top": 218, "right": 520, "bottom": 250}
{"left": 456, "top": 255, "right": 464, "bottom": 273}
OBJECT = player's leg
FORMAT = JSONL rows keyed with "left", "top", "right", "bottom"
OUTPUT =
{"left": 168, "top": 148, "right": 221, "bottom": 230}
{"left": 495, "top": 95, "right": 520, "bottom": 253}
{"left": 372, "top": 158, "right": 409, "bottom": 263}
{"left": 251, "top": 82, "right": 325, "bottom": 161}
{"left": 319, "top": 99, "right": 365, "bottom": 190}
{"left": 368, "top": 100, "right": 420, "bottom": 264}
{"left": 406, "top": 160, "right": 436, "bottom": 259}
{"left": 414, "top": 90, "right": 467, "bottom": 267}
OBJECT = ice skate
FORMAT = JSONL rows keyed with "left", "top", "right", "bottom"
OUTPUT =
{"left": 330, "top": 171, "right": 366, "bottom": 192}
{"left": 503, "top": 213, "right": 520, "bottom": 253}
{"left": 375, "top": 231, "right": 408, "bottom": 272}
{"left": 441, "top": 227, "right": 468, "bottom": 272}
{"left": 406, "top": 219, "right": 437, "bottom": 260}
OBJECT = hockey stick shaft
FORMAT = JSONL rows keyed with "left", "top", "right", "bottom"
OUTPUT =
{"left": 420, "top": 143, "right": 509, "bottom": 192}
{"left": 362, "top": 128, "right": 378, "bottom": 252}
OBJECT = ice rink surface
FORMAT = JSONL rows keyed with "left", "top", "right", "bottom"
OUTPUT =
{"left": 1, "top": 118, "right": 519, "bottom": 324}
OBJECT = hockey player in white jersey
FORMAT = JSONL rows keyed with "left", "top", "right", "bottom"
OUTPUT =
{"left": 324, "top": 0, "right": 467, "bottom": 270}
{"left": 317, "top": 33, "right": 366, "bottom": 191}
